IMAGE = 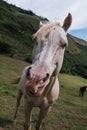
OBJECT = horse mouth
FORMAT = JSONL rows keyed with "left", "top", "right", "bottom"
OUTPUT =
{"left": 25, "top": 71, "right": 50, "bottom": 97}
{"left": 26, "top": 86, "right": 45, "bottom": 97}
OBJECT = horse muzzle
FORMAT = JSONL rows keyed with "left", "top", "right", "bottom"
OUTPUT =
{"left": 25, "top": 72, "right": 50, "bottom": 97}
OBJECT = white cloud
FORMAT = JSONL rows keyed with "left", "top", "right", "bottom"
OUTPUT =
{"left": 5, "top": 0, "right": 87, "bottom": 30}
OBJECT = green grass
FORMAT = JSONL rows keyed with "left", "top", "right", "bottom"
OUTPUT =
{"left": 67, "top": 35, "right": 81, "bottom": 54}
{"left": 0, "top": 55, "right": 87, "bottom": 130}
{"left": 0, "top": 0, "right": 40, "bottom": 61}
{"left": 0, "top": 1, "right": 87, "bottom": 129}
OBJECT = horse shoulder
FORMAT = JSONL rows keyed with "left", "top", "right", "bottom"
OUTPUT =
{"left": 18, "top": 66, "right": 29, "bottom": 92}
{"left": 47, "top": 78, "right": 59, "bottom": 102}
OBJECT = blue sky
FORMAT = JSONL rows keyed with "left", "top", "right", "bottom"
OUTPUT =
{"left": 69, "top": 28, "right": 87, "bottom": 41}
{"left": 5, "top": 0, "right": 87, "bottom": 41}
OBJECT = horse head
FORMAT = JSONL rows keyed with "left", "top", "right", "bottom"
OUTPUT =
{"left": 25, "top": 13, "right": 72, "bottom": 97}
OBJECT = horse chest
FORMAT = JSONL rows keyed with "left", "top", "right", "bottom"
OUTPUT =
{"left": 25, "top": 95, "right": 51, "bottom": 108}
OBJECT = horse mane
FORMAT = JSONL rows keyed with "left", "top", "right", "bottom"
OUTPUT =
{"left": 33, "top": 22, "right": 61, "bottom": 42}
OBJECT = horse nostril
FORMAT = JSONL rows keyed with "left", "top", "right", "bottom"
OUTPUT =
{"left": 46, "top": 73, "right": 49, "bottom": 77}
{"left": 43, "top": 73, "right": 49, "bottom": 82}
{"left": 26, "top": 67, "right": 32, "bottom": 79}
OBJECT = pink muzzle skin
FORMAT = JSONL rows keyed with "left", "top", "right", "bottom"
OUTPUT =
{"left": 25, "top": 65, "right": 50, "bottom": 97}
{"left": 25, "top": 78, "right": 48, "bottom": 97}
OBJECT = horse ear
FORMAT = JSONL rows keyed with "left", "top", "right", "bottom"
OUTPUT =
{"left": 39, "top": 20, "right": 49, "bottom": 28}
{"left": 39, "top": 21, "right": 44, "bottom": 28}
{"left": 62, "top": 13, "right": 72, "bottom": 32}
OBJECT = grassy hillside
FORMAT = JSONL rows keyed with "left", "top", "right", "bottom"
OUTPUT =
{"left": 61, "top": 34, "right": 87, "bottom": 78}
{"left": 0, "top": 0, "right": 87, "bottom": 79}
{"left": 0, "top": 0, "right": 40, "bottom": 61}
{"left": 0, "top": 1, "right": 87, "bottom": 130}
{"left": 0, "top": 55, "right": 87, "bottom": 130}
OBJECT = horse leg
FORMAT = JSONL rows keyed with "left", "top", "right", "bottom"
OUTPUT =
{"left": 82, "top": 91, "right": 84, "bottom": 97}
{"left": 36, "top": 106, "right": 51, "bottom": 130}
{"left": 24, "top": 99, "right": 32, "bottom": 130}
{"left": 79, "top": 90, "right": 81, "bottom": 97}
{"left": 14, "top": 89, "right": 23, "bottom": 120}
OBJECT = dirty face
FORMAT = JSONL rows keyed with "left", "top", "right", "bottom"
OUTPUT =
{"left": 25, "top": 64, "right": 51, "bottom": 97}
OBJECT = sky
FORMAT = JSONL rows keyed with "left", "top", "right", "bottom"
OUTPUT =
{"left": 5, "top": 0, "right": 87, "bottom": 41}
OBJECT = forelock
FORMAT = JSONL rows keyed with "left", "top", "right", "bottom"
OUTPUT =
{"left": 33, "top": 22, "right": 61, "bottom": 42}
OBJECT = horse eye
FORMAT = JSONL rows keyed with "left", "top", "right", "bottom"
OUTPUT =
{"left": 35, "top": 42, "right": 38, "bottom": 45}
{"left": 61, "top": 43, "right": 67, "bottom": 48}
{"left": 45, "top": 32, "right": 49, "bottom": 38}
{"left": 63, "top": 43, "right": 67, "bottom": 47}
{"left": 33, "top": 36, "right": 38, "bottom": 45}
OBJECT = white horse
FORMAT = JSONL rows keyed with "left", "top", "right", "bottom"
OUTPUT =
{"left": 14, "top": 13, "right": 72, "bottom": 130}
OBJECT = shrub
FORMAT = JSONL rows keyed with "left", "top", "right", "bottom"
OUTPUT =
{"left": 25, "top": 55, "right": 32, "bottom": 63}
{"left": 0, "top": 41, "right": 11, "bottom": 53}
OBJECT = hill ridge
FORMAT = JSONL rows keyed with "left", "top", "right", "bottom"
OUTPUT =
{"left": 0, "top": 0, "right": 87, "bottom": 78}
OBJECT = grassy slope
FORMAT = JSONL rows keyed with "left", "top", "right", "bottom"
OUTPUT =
{"left": 0, "top": 0, "right": 40, "bottom": 61}
{"left": 0, "top": 55, "right": 87, "bottom": 130}
{"left": 0, "top": 1, "right": 87, "bottom": 130}
{"left": 62, "top": 35, "right": 87, "bottom": 78}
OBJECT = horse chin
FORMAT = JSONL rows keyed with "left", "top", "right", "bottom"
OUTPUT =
{"left": 26, "top": 86, "right": 45, "bottom": 97}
